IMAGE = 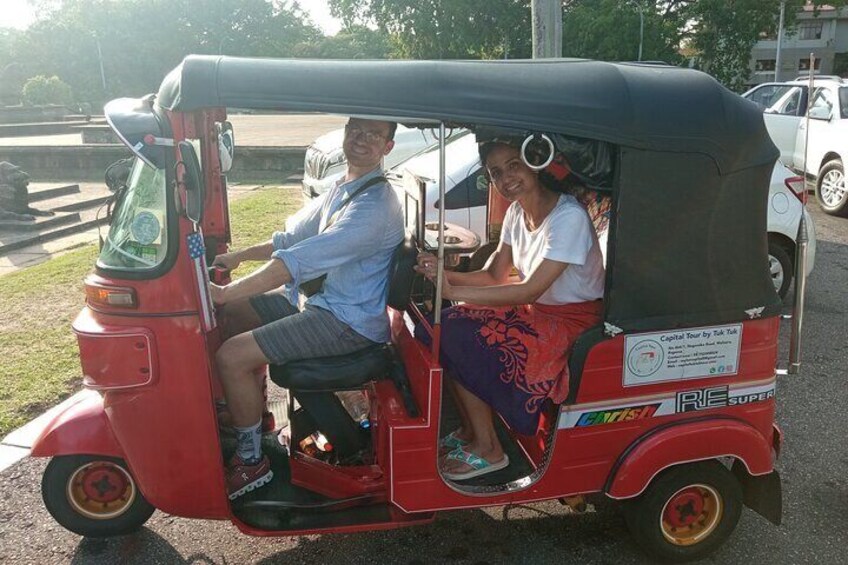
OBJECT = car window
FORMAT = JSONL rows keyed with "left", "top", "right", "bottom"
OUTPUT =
{"left": 745, "top": 85, "right": 805, "bottom": 116}
{"left": 839, "top": 87, "right": 848, "bottom": 119}
{"left": 440, "top": 167, "right": 488, "bottom": 210}
{"left": 808, "top": 87, "right": 835, "bottom": 118}
{"left": 768, "top": 87, "right": 804, "bottom": 116}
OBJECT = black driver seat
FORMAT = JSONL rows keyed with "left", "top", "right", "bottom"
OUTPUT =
{"left": 269, "top": 233, "right": 417, "bottom": 458}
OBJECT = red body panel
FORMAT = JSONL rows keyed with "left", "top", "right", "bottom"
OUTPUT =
{"left": 606, "top": 417, "right": 775, "bottom": 499}
{"left": 30, "top": 390, "right": 123, "bottom": 459}
{"left": 63, "top": 308, "right": 230, "bottom": 519}
{"left": 386, "top": 313, "right": 780, "bottom": 513}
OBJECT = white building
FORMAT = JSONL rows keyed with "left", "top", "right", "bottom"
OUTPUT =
{"left": 748, "top": 4, "right": 848, "bottom": 88}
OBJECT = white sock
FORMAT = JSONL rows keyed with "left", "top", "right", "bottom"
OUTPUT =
{"left": 234, "top": 421, "right": 262, "bottom": 464}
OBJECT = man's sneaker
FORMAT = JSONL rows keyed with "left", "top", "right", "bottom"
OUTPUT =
{"left": 227, "top": 455, "right": 273, "bottom": 500}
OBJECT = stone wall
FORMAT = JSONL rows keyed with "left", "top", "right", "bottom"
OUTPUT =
{"left": 0, "top": 145, "right": 305, "bottom": 183}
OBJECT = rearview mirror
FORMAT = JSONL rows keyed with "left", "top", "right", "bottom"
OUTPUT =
{"left": 178, "top": 141, "right": 204, "bottom": 223}
{"left": 808, "top": 106, "right": 832, "bottom": 121}
{"left": 475, "top": 174, "right": 489, "bottom": 192}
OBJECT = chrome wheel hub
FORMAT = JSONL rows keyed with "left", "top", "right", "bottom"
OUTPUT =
{"left": 820, "top": 169, "right": 846, "bottom": 207}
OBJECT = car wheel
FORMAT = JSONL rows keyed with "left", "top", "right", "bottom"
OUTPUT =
{"left": 622, "top": 461, "right": 743, "bottom": 563}
{"left": 768, "top": 240, "right": 793, "bottom": 300}
{"left": 815, "top": 159, "right": 848, "bottom": 216}
{"left": 42, "top": 455, "right": 155, "bottom": 537}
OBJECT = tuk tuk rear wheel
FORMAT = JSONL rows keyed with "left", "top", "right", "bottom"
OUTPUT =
{"left": 622, "top": 460, "right": 742, "bottom": 563}
{"left": 42, "top": 455, "right": 155, "bottom": 537}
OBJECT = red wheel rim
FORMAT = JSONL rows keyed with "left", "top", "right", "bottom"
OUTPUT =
{"left": 67, "top": 461, "right": 137, "bottom": 520}
{"left": 660, "top": 483, "right": 723, "bottom": 546}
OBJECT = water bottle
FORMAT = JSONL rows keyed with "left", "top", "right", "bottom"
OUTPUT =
{"left": 336, "top": 390, "right": 371, "bottom": 429}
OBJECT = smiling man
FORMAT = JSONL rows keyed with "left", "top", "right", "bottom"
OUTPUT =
{"left": 209, "top": 117, "right": 402, "bottom": 499}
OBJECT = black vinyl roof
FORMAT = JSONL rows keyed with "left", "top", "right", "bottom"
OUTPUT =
{"left": 157, "top": 55, "right": 778, "bottom": 174}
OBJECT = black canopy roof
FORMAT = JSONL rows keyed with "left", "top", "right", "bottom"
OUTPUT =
{"left": 157, "top": 55, "right": 777, "bottom": 175}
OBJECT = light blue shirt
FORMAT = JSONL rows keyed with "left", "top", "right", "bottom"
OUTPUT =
{"left": 271, "top": 167, "right": 404, "bottom": 343}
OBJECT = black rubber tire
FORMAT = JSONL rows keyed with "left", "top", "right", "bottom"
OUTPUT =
{"left": 42, "top": 455, "right": 155, "bottom": 537}
{"left": 622, "top": 461, "right": 743, "bottom": 563}
{"left": 767, "top": 240, "right": 793, "bottom": 300}
{"left": 815, "top": 159, "right": 848, "bottom": 217}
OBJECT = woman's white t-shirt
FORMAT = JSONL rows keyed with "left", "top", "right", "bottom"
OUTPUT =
{"left": 500, "top": 194, "right": 605, "bottom": 304}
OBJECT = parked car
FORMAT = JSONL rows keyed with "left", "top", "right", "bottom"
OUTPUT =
{"left": 306, "top": 128, "right": 815, "bottom": 299}
{"left": 743, "top": 78, "right": 848, "bottom": 216}
{"left": 301, "top": 124, "right": 439, "bottom": 199}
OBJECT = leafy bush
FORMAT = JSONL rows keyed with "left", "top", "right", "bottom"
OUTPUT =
{"left": 20, "top": 75, "right": 73, "bottom": 106}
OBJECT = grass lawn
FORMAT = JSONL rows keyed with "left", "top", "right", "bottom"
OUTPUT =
{"left": 0, "top": 185, "right": 302, "bottom": 437}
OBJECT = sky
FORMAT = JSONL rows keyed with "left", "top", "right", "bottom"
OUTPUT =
{"left": 0, "top": 0, "right": 343, "bottom": 35}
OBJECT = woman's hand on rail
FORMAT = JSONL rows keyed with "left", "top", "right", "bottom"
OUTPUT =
{"left": 414, "top": 251, "right": 438, "bottom": 280}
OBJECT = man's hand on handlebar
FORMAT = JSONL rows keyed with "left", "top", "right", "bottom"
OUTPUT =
{"left": 212, "top": 251, "right": 242, "bottom": 271}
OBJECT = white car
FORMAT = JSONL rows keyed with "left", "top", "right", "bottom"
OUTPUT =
{"left": 305, "top": 128, "right": 815, "bottom": 299}
{"left": 743, "top": 78, "right": 848, "bottom": 216}
{"left": 301, "top": 124, "right": 439, "bottom": 199}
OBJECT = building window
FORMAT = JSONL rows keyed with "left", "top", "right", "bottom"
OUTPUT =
{"left": 755, "top": 59, "right": 776, "bottom": 72}
{"left": 798, "top": 20, "right": 824, "bottom": 40}
{"left": 799, "top": 58, "right": 822, "bottom": 71}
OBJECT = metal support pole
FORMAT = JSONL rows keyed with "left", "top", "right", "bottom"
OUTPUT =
{"left": 775, "top": 1, "right": 786, "bottom": 82}
{"left": 531, "top": 0, "right": 562, "bottom": 59}
{"left": 433, "top": 123, "right": 447, "bottom": 329}
{"left": 786, "top": 52, "right": 816, "bottom": 375}
{"left": 638, "top": 6, "right": 644, "bottom": 62}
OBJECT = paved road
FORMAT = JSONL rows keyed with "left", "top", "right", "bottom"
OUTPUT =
{"left": 0, "top": 205, "right": 846, "bottom": 564}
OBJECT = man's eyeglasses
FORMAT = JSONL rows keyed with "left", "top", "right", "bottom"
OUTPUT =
{"left": 345, "top": 124, "right": 387, "bottom": 144}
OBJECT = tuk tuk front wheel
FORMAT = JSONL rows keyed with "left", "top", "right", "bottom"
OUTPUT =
{"left": 42, "top": 455, "right": 155, "bottom": 537}
{"left": 622, "top": 460, "right": 742, "bottom": 563}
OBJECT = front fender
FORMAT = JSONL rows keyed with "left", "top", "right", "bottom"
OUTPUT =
{"left": 605, "top": 418, "right": 774, "bottom": 499}
{"left": 30, "top": 390, "right": 124, "bottom": 458}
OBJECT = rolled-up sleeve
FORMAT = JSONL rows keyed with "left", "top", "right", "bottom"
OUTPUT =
{"left": 271, "top": 190, "right": 389, "bottom": 288}
{"left": 271, "top": 191, "right": 326, "bottom": 251}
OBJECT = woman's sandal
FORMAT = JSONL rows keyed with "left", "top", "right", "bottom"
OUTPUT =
{"left": 442, "top": 446, "right": 510, "bottom": 481}
{"left": 439, "top": 431, "right": 468, "bottom": 454}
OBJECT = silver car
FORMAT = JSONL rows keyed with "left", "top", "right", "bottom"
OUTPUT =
{"left": 301, "top": 125, "right": 439, "bottom": 199}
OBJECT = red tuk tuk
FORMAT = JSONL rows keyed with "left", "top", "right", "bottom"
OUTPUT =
{"left": 32, "top": 56, "right": 799, "bottom": 562}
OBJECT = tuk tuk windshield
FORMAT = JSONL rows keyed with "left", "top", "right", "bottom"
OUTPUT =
{"left": 97, "top": 158, "right": 169, "bottom": 271}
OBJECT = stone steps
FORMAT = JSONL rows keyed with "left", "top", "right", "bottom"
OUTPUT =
{"left": 0, "top": 182, "right": 112, "bottom": 256}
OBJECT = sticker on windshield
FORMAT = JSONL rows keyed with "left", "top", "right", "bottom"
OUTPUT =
{"left": 130, "top": 209, "right": 163, "bottom": 245}
{"left": 623, "top": 324, "right": 742, "bottom": 386}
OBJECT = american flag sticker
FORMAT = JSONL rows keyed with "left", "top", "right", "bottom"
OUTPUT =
{"left": 187, "top": 231, "right": 216, "bottom": 331}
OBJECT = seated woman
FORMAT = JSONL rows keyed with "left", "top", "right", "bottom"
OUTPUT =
{"left": 414, "top": 139, "right": 605, "bottom": 481}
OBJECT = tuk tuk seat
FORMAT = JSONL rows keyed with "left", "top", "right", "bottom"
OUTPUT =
{"left": 268, "top": 343, "right": 392, "bottom": 391}
{"left": 267, "top": 233, "right": 417, "bottom": 458}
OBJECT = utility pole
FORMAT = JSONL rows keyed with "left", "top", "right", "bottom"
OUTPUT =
{"left": 531, "top": 0, "right": 562, "bottom": 59}
{"left": 776, "top": 0, "right": 786, "bottom": 82}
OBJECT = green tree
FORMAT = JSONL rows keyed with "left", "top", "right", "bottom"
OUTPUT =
{"left": 562, "top": 0, "right": 682, "bottom": 64}
{"left": 328, "top": 0, "right": 532, "bottom": 59}
{"left": 21, "top": 75, "right": 73, "bottom": 106}
{"left": 4, "top": 0, "right": 322, "bottom": 107}
{"left": 294, "top": 25, "right": 392, "bottom": 59}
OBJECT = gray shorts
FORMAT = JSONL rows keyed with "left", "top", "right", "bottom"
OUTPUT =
{"left": 249, "top": 292, "right": 375, "bottom": 365}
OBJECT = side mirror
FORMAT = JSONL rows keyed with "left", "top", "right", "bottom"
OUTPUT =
{"left": 808, "top": 105, "right": 832, "bottom": 121}
{"left": 178, "top": 141, "right": 204, "bottom": 223}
